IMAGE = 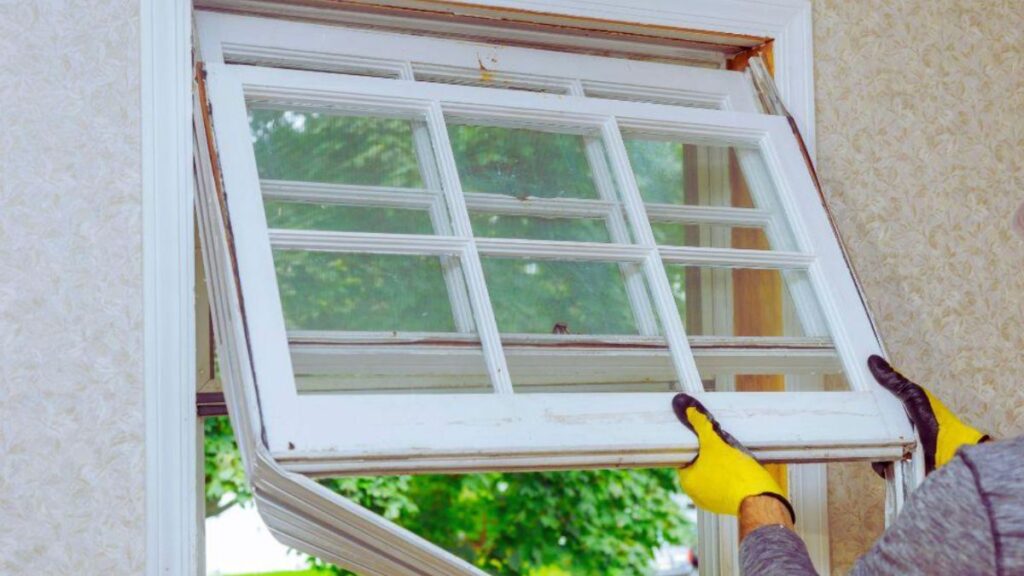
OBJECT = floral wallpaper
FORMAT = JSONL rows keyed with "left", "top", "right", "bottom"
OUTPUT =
{"left": 0, "top": 1, "right": 145, "bottom": 574}
{"left": 812, "top": 1, "right": 1024, "bottom": 573}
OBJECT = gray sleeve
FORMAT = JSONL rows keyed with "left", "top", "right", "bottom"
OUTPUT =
{"left": 848, "top": 455, "right": 994, "bottom": 576}
{"left": 740, "top": 455, "right": 995, "bottom": 576}
{"left": 740, "top": 524, "right": 818, "bottom": 575}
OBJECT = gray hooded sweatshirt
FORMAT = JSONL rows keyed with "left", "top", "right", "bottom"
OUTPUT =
{"left": 741, "top": 436, "right": 1024, "bottom": 575}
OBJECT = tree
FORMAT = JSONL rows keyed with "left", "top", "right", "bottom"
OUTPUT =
{"left": 205, "top": 416, "right": 694, "bottom": 575}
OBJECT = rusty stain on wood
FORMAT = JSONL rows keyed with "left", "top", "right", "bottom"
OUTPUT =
{"left": 727, "top": 39, "right": 774, "bottom": 74}
{"left": 196, "top": 61, "right": 273, "bottom": 445}
{"left": 476, "top": 55, "right": 493, "bottom": 82}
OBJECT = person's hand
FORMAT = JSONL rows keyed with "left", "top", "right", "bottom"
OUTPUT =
{"left": 869, "top": 355, "right": 989, "bottom": 474}
{"left": 671, "top": 394, "right": 794, "bottom": 521}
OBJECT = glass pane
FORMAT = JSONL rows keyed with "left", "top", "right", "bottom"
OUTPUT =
{"left": 700, "top": 371, "right": 848, "bottom": 392}
{"left": 291, "top": 344, "right": 491, "bottom": 395}
{"left": 471, "top": 213, "right": 611, "bottom": 242}
{"left": 651, "top": 222, "right": 772, "bottom": 249}
{"left": 265, "top": 201, "right": 434, "bottom": 235}
{"left": 507, "top": 348, "right": 678, "bottom": 393}
{"left": 448, "top": 123, "right": 600, "bottom": 199}
{"left": 274, "top": 251, "right": 457, "bottom": 332}
{"left": 482, "top": 258, "right": 641, "bottom": 335}
{"left": 625, "top": 136, "right": 783, "bottom": 202}
{"left": 664, "top": 266, "right": 827, "bottom": 338}
{"left": 249, "top": 108, "right": 428, "bottom": 188}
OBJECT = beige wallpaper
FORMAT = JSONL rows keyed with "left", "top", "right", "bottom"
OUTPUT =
{"left": 812, "top": 0, "right": 1024, "bottom": 573}
{"left": 0, "top": 1, "right": 1019, "bottom": 574}
{"left": 0, "top": 1, "right": 145, "bottom": 574}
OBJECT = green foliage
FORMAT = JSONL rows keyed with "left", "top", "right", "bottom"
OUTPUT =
{"left": 204, "top": 415, "right": 251, "bottom": 517}
{"left": 312, "top": 469, "right": 692, "bottom": 576}
{"left": 447, "top": 124, "right": 597, "bottom": 199}
{"left": 206, "top": 417, "right": 693, "bottom": 575}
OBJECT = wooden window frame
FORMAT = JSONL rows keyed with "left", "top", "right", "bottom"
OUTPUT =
{"left": 201, "top": 44, "right": 912, "bottom": 468}
{"left": 146, "top": 3, "right": 913, "bottom": 575}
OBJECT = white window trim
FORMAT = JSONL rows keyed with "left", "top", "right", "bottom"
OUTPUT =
{"left": 145, "top": 2, "right": 854, "bottom": 575}
{"left": 142, "top": 0, "right": 196, "bottom": 574}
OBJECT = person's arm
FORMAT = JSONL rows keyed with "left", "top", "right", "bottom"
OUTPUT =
{"left": 738, "top": 496, "right": 818, "bottom": 575}
{"left": 674, "top": 357, "right": 995, "bottom": 575}
{"left": 848, "top": 453, "right": 995, "bottom": 575}
{"left": 740, "top": 453, "right": 998, "bottom": 576}
{"left": 671, "top": 395, "right": 819, "bottom": 575}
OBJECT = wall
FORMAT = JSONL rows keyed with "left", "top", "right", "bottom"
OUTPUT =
{"left": 0, "top": 2, "right": 145, "bottom": 574}
{"left": 812, "top": 1, "right": 1024, "bottom": 572}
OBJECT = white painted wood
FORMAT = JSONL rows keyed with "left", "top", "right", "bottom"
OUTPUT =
{"left": 189, "top": 6, "right": 832, "bottom": 574}
{"left": 143, "top": 0, "right": 196, "bottom": 573}
{"left": 195, "top": 416, "right": 207, "bottom": 576}
{"left": 287, "top": 330, "right": 833, "bottom": 348}
{"left": 268, "top": 229, "right": 468, "bottom": 255}
{"left": 196, "top": 1, "right": 735, "bottom": 66}
{"left": 645, "top": 203, "right": 772, "bottom": 227}
{"left": 465, "top": 192, "right": 613, "bottom": 218}
{"left": 476, "top": 237, "right": 648, "bottom": 261}
{"left": 425, "top": 101, "right": 514, "bottom": 393}
{"left": 262, "top": 177, "right": 775, "bottom": 228}
{"left": 275, "top": 390, "right": 908, "bottom": 475}
{"left": 601, "top": 118, "right": 701, "bottom": 392}
{"left": 787, "top": 373, "right": 832, "bottom": 575}
{"left": 204, "top": 65, "right": 313, "bottom": 457}
{"left": 195, "top": 11, "right": 756, "bottom": 110}
{"left": 190, "top": 5, "right": 831, "bottom": 573}
{"left": 261, "top": 180, "right": 438, "bottom": 208}
{"left": 697, "top": 510, "right": 720, "bottom": 576}
{"left": 192, "top": 0, "right": 817, "bottom": 155}
{"left": 202, "top": 60, "right": 913, "bottom": 464}
{"left": 196, "top": 102, "right": 487, "bottom": 574}
{"left": 791, "top": 463, "right": 831, "bottom": 575}
{"left": 197, "top": 0, "right": 815, "bottom": 151}
{"left": 569, "top": 80, "right": 660, "bottom": 336}
{"left": 658, "top": 246, "right": 814, "bottom": 269}
{"left": 718, "top": 516, "right": 740, "bottom": 574}
{"left": 407, "top": 101, "right": 477, "bottom": 333}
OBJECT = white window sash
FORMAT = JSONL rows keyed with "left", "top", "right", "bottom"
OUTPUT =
{"left": 202, "top": 61, "right": 913, "bottom": 473}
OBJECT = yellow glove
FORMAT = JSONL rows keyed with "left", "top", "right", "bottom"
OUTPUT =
{"left": 869, "top": 355, "right": 989, "bottom": 473}
{"left": 672, "top": 394, "right": 794, "bottom": 521}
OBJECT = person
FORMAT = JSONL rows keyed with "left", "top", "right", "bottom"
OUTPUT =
{"left": 672, "top": 355, "right": 1023, "bottom": 575}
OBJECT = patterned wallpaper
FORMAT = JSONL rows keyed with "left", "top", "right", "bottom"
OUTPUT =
{"left": 0, "top": 1, "right": 145, "bottom": 574}
{"left": 0, "top": 1, "right": 1019, "bottom": 574}
{"left": 812, "top": 1, "right": 1024, "bottom": 572}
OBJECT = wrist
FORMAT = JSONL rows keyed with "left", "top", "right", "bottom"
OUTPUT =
{"left": 739, "top": 494, "right": 795, "bottom": 542}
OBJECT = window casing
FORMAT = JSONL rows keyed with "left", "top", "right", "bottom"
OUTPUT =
{"left": 194, "top": 11, "right": 915, "bottom": 574}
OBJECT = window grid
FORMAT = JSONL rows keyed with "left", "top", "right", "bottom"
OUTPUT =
{"left": 427, "top": 102, "right": 514, "bottom": 393}
{"left": 251, "top": 75, "right": 828, "bottom": 396}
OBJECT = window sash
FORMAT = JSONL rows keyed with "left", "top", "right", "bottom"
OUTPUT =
{"left": 196, "top": 11, "right": 757, "bottom": 111}
{"left": 202, "top": 60, "right": 913, "bottom": 471}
